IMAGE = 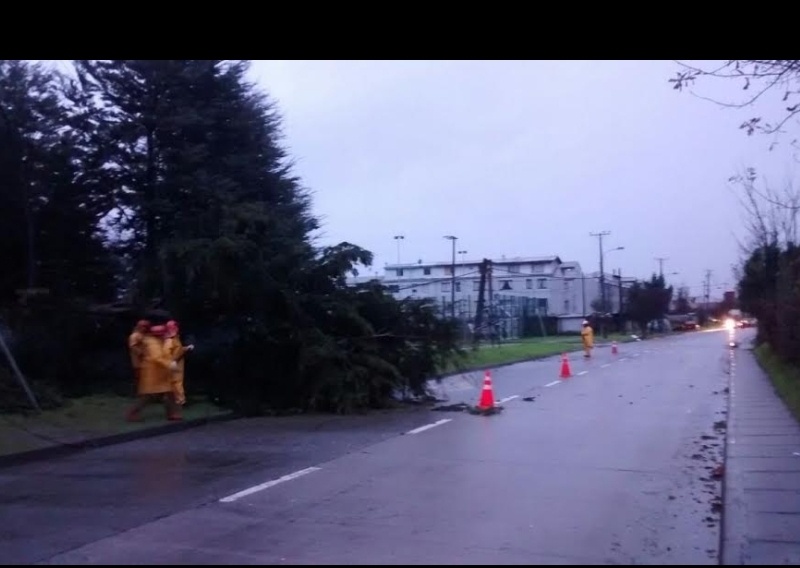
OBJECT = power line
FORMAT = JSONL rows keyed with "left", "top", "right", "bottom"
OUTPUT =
{"left": 389, "top": 269, "right": 482, "bottom": 293}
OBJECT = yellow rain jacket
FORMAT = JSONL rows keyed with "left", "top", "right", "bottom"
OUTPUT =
{"left": 581, "top": 325, "right": 594, "bottom": 349}
{"left": 164, "top": 334, "right": 190, "bottom": 405}
{"left": 128, "top": 330, "right": 145, "bottom": 372}
{"left": 137, "top": 334, "right": 173, "bottom": 396}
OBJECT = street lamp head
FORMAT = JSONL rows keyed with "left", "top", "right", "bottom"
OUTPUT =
{"left": 394, "top": 235, "right": 404, "bottom": 240}
{"left": 444, "top": 235, "right": 457, "bottom": 240}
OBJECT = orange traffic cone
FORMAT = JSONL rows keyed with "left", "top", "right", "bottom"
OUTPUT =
{"left": 560, "top": 353, "right": 572, "bottom": 379}
{"left": 477, "top": 370, "right": 496, "bottom": 410}
{"left": 611, "top": 341, "right": 618, "bottom": 355}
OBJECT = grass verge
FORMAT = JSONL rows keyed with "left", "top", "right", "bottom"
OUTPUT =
{"left": 442, "top": 333, "right": 638, "bottom": 375}
{"left": 0, "top": 393, "right": 229, "bottom": 457}
{"left": 752, "top": 343, "right": 800, "bottom": 425}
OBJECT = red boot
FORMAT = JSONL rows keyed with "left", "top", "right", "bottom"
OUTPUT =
{"left": 126, "top": 409, "right": 143, "bottom": 422}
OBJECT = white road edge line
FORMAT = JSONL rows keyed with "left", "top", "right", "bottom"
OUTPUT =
{"left": 219, "top": 466, "right": 322, "bottom": 503}
{"left": 407, "top": 418, "right": 452, "bottom": 435}
{"left": 577, "top": 371, "right": 588, "bottom": 376}
{"left": 601, "top": 363, "right": 611, "bottom": 368}
{"left": 498, "top": 395, "right": 519, "bottom": 404}
{"left": 545, "top": 381, "right": 560, "bottom": 387}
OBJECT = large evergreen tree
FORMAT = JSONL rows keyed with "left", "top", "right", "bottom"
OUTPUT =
{"left": 0, "top": 60, "right": 114, "bottom": 303}
{"left": 65, "top": 59, "right": 463, "bottom": 413}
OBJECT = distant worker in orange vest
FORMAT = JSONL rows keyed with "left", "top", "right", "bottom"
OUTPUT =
{"left": 581, "top": 320, "right": 594, "bottom": 358}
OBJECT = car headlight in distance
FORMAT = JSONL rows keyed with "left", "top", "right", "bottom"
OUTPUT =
{"left": 724, "top": 318, "right": 736, "bottom": 331}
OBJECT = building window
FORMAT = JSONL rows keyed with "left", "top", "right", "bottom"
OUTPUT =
{"left": 423, "top": 267, "right": 431, "bottom": 275}
{"left": 507, "top": 264, "right": 520, "bottom": 273}
{"left": 444, "top": 266, "right": 453, "bottom": 275}
{"left": 564, "top": 299, "right": 570, "bottom": 313}
{"left": 396, "top": 269, "right": 404, "bottom": 277}
{"left": 532, "top": 264, "right": 544, "bottom": 274}
{"left": 526, "top": 278, "right": 533, "bottom": 289}
{"left": 501, "top": 280, "right": 512, "bottom": 290}
{"left": 537, "top": 278, "right": 547, "bottom": 289}
{"left": 473, "top": 280, "right": 480, "bottom": 291}
{"left": 455, "top": 281, "right": 461, "bottom": 292}
{"left": 441, "top": 282, "right": 451, "bottom": 292}
{"left": 537, "top": 298, "right": 548, "bottom": 314}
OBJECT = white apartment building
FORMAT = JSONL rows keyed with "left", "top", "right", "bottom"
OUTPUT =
{"left": 347, "top": 256, "right": 638, "bottom": 333}
{"left": 379, "top": 256, "right": 581, "bottom": 318}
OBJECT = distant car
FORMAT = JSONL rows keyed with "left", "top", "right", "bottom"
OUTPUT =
{"left": 676, "top": 319, "right": 700, "bottom": 331}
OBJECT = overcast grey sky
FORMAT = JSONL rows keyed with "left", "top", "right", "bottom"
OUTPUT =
{"left": 248, "top": 60, "right": 797, "bottom": 300}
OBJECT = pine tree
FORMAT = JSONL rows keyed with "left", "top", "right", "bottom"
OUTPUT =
{"left": 0, "top": 60, "right": 114, "bottom": 303}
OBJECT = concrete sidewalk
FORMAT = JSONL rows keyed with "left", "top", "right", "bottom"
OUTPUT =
{"left": 723, "top": 341, "right": 800, "bottom": 564}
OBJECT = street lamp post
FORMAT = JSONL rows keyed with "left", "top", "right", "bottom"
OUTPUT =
{"left": 393, "top": 235, "right": 404, "bottom": 265}
{"left": 444, "top": 235, "right": 457, "bottom": 319}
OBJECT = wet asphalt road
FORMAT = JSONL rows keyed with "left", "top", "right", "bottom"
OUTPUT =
{"left": 2, "top": 330, "right": 740, "bottom": 564}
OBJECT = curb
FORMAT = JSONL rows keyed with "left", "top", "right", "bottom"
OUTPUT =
{"left": 0, "top": 411, "right": 239, "bottom": 469}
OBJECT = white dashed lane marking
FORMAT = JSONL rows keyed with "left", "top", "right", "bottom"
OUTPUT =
{"left": 219, "top": 466, "right": 321, "bottom": 503}
{"left": 407, "top": 418, "right": 452, "bottom": 435}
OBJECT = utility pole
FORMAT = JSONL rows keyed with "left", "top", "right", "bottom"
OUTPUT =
{"left": 655, "top": 257, "right": 668, "bottom": 278}
{"left": 590, "top": 231, "right": 611, "bottom": 337}
{"left": 704, "top": 269, "right": 713, "bottom": 312}
{"left": 590, "top": 231, "right": 610, "bottom": 310}
{"left": 444, "top": 235, "right": 457, "bottom": 320}
{"left": 487, "top": 259, "right": 494, "bottom": 341}
{"left": 393, "top": 235, "right": 404, "bottom": 265}
{"left": 474, "top": 258, "right": 489, "bottom": 346}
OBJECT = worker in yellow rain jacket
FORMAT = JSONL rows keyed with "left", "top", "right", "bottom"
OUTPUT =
{"left": 126, "top": 324, "right": 179, "bottom": 422}
{"left": 127, "top": 319, "right": 150, "bottom": 384}
{"left": 164, "top": 320, "right": 194, "bottom": 413}
{"left": 581, "top": 319, "right": 594, "bottom": 358}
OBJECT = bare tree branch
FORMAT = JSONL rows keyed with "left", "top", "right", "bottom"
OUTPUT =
{"left": 729, "top": 168, "right": 800, "bottom": 256}
{"left": 670, "top": 60, "right": 800, "bottom": 147}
